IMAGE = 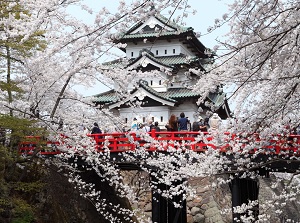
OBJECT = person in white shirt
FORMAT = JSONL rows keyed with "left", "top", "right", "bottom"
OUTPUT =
{"left": 131, "top": 118, "right": 139, "bottom": 131}
{"left": 209, "top": 113, "right": 222, "bottom": 131}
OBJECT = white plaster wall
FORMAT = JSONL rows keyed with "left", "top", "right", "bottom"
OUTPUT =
{"left": 119, "top": 106, "right": 170, "bottom": 128}
{"left": 167, "top": 70, "right": 196, "bottom": 88}
{"left": 114, "top": 101, "right": 208, "bottom": 130}
{"left": 170, "top": 101, "right": 199, "bottom": 122}
{"left": 144, "top": 73, "right": 167, "bottom": 92}
{"left": 126, "top": 40, "right": 195, "bottom": 58}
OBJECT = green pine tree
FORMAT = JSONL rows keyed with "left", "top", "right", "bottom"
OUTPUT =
{"left": 0, "top": 5, "right": 49, "bottom": 221}
{"left": 0, "top": 0, "right": 46, "bottom": 116}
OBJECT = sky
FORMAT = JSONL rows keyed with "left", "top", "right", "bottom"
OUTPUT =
{"left": 70, "top": 0, "right": 233, "bottom": 96}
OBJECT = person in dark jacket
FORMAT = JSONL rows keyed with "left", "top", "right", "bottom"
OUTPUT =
{"left": 153, "top": 121, "right": 161, "bottom": 132}
{"left": 91, "top": 122, "right": 101, "bottom": 134}
{"left": 192, "top": 117, "right": 201, "bottom": 131}
{"left": 177, "top": 112, "right": 189, "bottom": 131}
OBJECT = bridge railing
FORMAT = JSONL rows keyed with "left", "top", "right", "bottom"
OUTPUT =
{"left": 87, "top": 130, "right": 221, "bottom": 152}
{"left": 18, "top": 130, "right": 300, "bottom": 156}
{"left": 18, "top": 136, "right": 61, "bottom": 155}
{"left": 88, "top": 131, "right": 300, "bottom": 154}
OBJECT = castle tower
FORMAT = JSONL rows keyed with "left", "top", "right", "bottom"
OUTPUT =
{"left": 93, "top": 12, "right": 230, "bottom": 129}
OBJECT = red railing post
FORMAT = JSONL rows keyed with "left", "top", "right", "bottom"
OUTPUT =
{"left": 113, "top": 137, "right": 117, "bottom": 151}
{"left": 151, "top": 129, "right": 156, "bottom": 138}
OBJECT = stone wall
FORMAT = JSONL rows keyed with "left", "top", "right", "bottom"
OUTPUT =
{"left": 121, "top": 171, "right": 300, "bottom": 223}
{"left": 36, "top": 168, "right": 300, "bottom": 223}
{"left": 258, "top": 174, "right": 300, "bottom": 223}
{"left": 186, "top": 177, "right": 232, "bottom": 223}
{"left": 120, "top": 171, "right": 232, "bottom": 223}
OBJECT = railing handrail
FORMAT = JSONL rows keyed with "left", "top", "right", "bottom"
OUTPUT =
{"left": 18, "top": 130, "right": 300, "bottom": 155}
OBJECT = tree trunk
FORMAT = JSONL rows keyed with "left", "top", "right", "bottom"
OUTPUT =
{"left": 5, "top": 45, "right": 13, "bottom": 116}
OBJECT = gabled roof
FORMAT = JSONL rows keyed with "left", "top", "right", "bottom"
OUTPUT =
{"left": 103, "top": 50, "right": 204, "bottom": 70}
{"left": 127, "top": 50, "right": 173, "bottom": 71}
{"left": 93, "top": 81, "right": 227, "bottom": 110}
{"left": 112, "top": 13, "right": 209, "bottom": 58}
{"left": 122, "top": 14, "right": 191, "bottom": 38}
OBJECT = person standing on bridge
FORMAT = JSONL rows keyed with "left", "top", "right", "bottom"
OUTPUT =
{"left": 192, "top": 117, "right": 201, "bottom": 131}
{"left": 153, "top": 121, "right": 160, "bottom": 132}
{"left": 165, "top": 114, "right": 178, "bottom": 131}
{"left": 91, "top": 122, "right": 102, "bottom": 143}
{"left": 131, "top": 118, "right": 139, "bottom": 132}
{"left": 208, "top": 113, "right": 222, "bottom": 131}
{"left": 91, "top": 122, "right": 102, "bottom": 134}
{"left": 148, "top": 120, "right": 155, "bottom": 131}
{"left": 199, "top": 117, "right": 208, "bottom": 132}
{"left": 177, "top": 112, "right": 189, "bottom": 131}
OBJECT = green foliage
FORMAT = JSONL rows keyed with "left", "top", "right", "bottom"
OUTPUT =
{"left": 0, "top": 0, "right": 47, "bottom": 111}
{"left": 0, "top": 114, "right": 48, "bottom": 221}
{"left": 0, "top": 80, "right": 24, "bottom": 94}
{"left": 11, "top": 198, "right": 35, "bottom": 223}
{"left": 0, "top": 0, "right": 47, "bottom": 57}
{"left": 13, "top": 181, "right": 45, "bottom": 193}
{"left": 0, "top": 115, "right": 48, "bottom": 147}
{"left": 0, "top": 198, "right": 12, "bottom": 216}
{"left": 0, "top": 144, "right": 44, "bottom": 222}
{"left": 0, "top": 146, "right": 7, "bottom": 174}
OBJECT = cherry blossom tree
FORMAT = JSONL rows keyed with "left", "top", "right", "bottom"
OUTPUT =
{"left": 192, "top": 0, "right": 300, "bottom": 221}
{"left": 195, "top": 0, "right": 299, "bottom": 135}
{"left": 1, "top": 0, "right": 299, "bottom": 222}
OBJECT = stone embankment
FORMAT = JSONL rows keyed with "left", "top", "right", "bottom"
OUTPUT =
{"left": 121, "top": 171, "right": 300, "bottom": 223}
{"left": 186, "top": 177, "right": 231, "bottom": 223}
{"left": 121, "top": 171, "right": 232, "bottom": 223}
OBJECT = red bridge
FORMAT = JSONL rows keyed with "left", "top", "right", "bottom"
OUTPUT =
{"left": 18, "top": 130, "right": 300, "bottom": 156}
{"left": 18, "top": 130, "right": 300, "bottom": 223}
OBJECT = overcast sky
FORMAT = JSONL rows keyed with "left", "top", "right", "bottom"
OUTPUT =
{"left": 69, "top": 0, "right": 233, "bottom": 95}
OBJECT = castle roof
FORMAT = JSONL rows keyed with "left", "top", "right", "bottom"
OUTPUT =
{"left": 103, "top": 50, "right": 205, "bottom": 71}
{"left": 113, "top": 14, "right": 212, "bottom": 58}
{"left": 92, "top": 80, "right": 227, "bottom": 110}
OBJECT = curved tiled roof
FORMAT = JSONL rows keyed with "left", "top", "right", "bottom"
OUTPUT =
{"left": 92, "top": 83, "right": 226, "bottom": 109}
{"left": 103, "top": 51, "right": 201, "bottom": 70}
{"left": 138, "top": 81, "right": 177, "bottom": 103}
{"left": 159, "top": 88, "right": 201, "bottom": 99}
{"left": 92, "top": 89, "right": 119, "bottom": 103}
{"left": 127, "top": 51, "right": 174, "bottom": 69}
{"left": 119, "top": 13, "right": 192, "bottom": 40}
{"left": 155, "top": 14, "right": 191, "bottom": 32}
{"left": 121, "top": 29, "right": 191, "bottom": 39}
{"left": 156, "top": 54, "right": 199, "bottom": 65}
{"left": 207, "top": 92, "right": 226, "bottom": 107}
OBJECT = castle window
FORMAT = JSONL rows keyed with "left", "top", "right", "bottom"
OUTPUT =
{"left": 143, "top": 117, "right": 145, "bottom": 123}
{"left": 161, "top": 116, "right": 163, "bottom": 122}
{"left": 156, "top": 50, "right": 158, "bottom": 55}
{"left": 150, "top": 80, "right": 153, "bottom": 85}
{"left": 173, "top": 49, "right": 175, "bottom": 54}
{"left": 125, "top": 118, "right": 127, "bottom": 123}
{"left": 159, "top": 80, "right": 162, "bottom": 85}
{"left": 131, "top": 52, "right": 134, "bottom": 57}
{"left": 152, "top": 117, "right": 154, "bottom": 122}
{"left": 165, "top": 49, "right": 167, "bottom": 54}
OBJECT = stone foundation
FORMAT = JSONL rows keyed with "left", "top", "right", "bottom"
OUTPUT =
{"left": 186, "top": 177, "right": 232, "bottom": 223}
{"left": 120, "top": 171, "right": 232, "bottom": 223}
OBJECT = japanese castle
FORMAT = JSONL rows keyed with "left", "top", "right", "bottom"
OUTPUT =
{"left": 93, "top": 12, "right": 231, "bottom": 129}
